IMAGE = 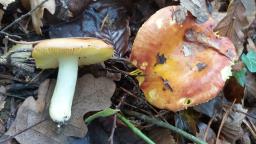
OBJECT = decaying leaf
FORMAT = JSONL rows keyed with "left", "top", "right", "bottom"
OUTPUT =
{"left": 214, "top": 0, "right": 256, "bottom": 56}
{"left": 0, "top": 0, "right": 15, "bottom": 9}
{"left": 224, "top": 77, "right": 244, "bottom": 103}
{"left": 197, "top": 122, "right": 216, "bottom": 144}
{"left": 30, "top": 0, "right": 56, "bottom": 35}
{"left": 180, "top": 0, "right": 209, "bottom": 23}
{"left": 49, "top": 0, "right": 130, "bottom": 57}
{"left": 221, "top": 104, "right": 247, "bottom": 143}
{"left": 5, "top": 74, "right": 115, "bottom": 144}
{"left": 211, "top": 1, "right": 228, "bottom": 24}
{"left": 194, "top": 95, "right": 225, "bottom": 118}
{"left": 240, "top": 0, "right": 256, "bottom": 24}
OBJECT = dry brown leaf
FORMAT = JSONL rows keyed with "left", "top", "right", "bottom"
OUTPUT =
{"left": 211, "top": 1, "right": 227, "bottom": 24}
{"left": 197, "top": 122, "right": 216, "bottom": 144}
{"left": 221, "top": 104, "right": 247, "bottom": 143}
{"left": 240, "top": 0, "right": 256, "bottom": 24}
{"left": 214, "top": 0, "right": 256, "bottom": 56}
{"left": 5, "top": 74, "right": 115, "bottom": 144}
{"left": 223, "top": 77, "right": 244, "bottom": 103}
{"left": 180, "top": 0, "right": 209, "bottom": 23}
{"left": 0, "top": 0, "right": 15, "bottom": 9}
{"left": 30, "top": 0, "right": 56, "bottom": 35}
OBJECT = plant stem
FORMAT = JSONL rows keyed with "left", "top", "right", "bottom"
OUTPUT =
{"left": 127, "top": 111, "right": 207, "bottom": 144}
{"left": 116, "top": 113, "right": 155, "bottom": 144}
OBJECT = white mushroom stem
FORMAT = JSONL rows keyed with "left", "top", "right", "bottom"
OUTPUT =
{"left": 49, "top": 56, "right": 78, "bottom": 123}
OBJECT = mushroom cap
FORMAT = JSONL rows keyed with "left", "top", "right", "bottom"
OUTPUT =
{"left": 32, "top": 38, "right": 114, "bottom": 69}
{"left": 130, "top": 6, "right": 237, "bottom": 111}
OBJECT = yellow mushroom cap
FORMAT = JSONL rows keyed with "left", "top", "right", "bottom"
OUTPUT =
{"left": 32, "top": 38, "right": 114, "bottom": 69}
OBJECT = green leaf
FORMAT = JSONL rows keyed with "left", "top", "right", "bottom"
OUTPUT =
{"left": 233, "top": 68, "right": 247, "bottom": 87}
{"left": 85, "top": 108, "right": 119, "bottom": 124}
{"left": 242, "top": 50, "right": 256, "bottom": 72}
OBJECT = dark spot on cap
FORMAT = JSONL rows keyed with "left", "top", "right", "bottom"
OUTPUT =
{"left": 196, "top": 62, "right": 207, "bottom": 71}
{"left": 160, "top": 77, "right": 173, "bottom": 92}
{"left": 155, "top": 53, "right": 167, "bottom": 65}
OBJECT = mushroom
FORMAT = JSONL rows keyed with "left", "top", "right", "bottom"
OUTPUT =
{"left": 32, "top": 38, "right": 113, "bottom": 124}
{"left": 130, "top": 6, "right": 237, "bottom": 111}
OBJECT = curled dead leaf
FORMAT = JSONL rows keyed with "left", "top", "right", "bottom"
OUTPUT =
{"left": 221, "top": 104, "right": 247, "bottom": 143}
{"left": 30, "top": 0, "right": 56, "bottom": 35}
{"left": 180, "top": 0, "right": 209, "bottom": 23}
{"left": 214, "top": 0, "right": 256, "bottom": 56}
{"left": 197, "top": 122, "right": 216, "bottom": 144}
{"left": 5, "top": 74, "right": 115, "bottom": 144}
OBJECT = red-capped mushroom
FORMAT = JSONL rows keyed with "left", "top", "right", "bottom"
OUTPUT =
{"left": 130, "top": 6, "right": 237, "bottom": 111}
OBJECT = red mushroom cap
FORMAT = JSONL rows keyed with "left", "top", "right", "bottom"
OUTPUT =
{"left": 130, "top": 6, "right": 237, "bottom": 111}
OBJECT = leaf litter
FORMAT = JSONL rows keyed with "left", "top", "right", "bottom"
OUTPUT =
{"left": 20, "top": 0, "right": 56, "bottom": 35}
{"left": 0, "top": 0, "right": 256, "bottom": 143}
{"left": 49, "top": 0, "right": 130, "bottom": 57}
{"left": 214, "top": 0, "right": 256, "bottom": 56}
{"left": 3, "top": 74, "right": 115, "bottom": 144}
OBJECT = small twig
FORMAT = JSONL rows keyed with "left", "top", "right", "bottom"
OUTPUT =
{"left": 5, "top": 36, "right": 42, "bottom": 45}
{"left": 108, "top": 115, "right": 117, "bottom": 144}
{"left": 243, "top": 119, "right": 256, "bottom": 139}
{"left": 127, "top": 111, "right": 207, "bottom": 144}
{"left": 0, "top": 31, "right": 21, "bottom": 39}
{"left": 0, "top": 119, "right": 46, "bottom": 143}
{"left": 203, "top": 112, "right": 216, "bottom": 141}
{"left": 223, "top": 104, "right": 256, "bottom": 120}
{"left": 117, "top": 113, "right": 155, "bottom": 144}
{"left": 216, "top": 100, "right": 236, "bottom": 144}
{"left": 108, "top": 95, "right": 125, "bottom": 144}
{"left": 100, "top": 14, "right": 109, "bottom": 31}
{"left": 0, "top": 0, "right": 48, "bottom": 32}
